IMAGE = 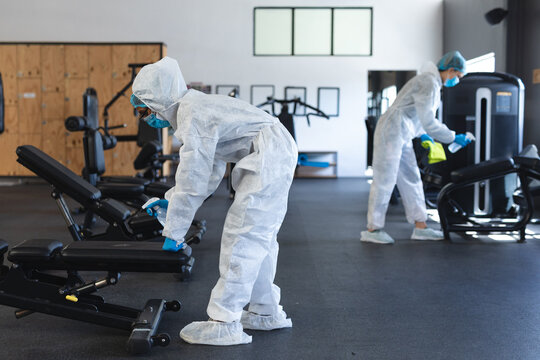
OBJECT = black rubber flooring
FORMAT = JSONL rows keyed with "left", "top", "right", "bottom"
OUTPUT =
{"left": 0, "top": 179, "right": 540, "bottom": 360}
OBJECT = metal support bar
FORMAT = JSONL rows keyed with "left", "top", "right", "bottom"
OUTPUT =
{"left": 52, "top": 189, "right": 83, "bottom": 241}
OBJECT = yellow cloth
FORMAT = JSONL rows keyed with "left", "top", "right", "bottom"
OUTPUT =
{"left": 421, "top": 140, "right": 447, "bottom": 164}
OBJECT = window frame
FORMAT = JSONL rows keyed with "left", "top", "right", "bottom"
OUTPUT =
{"left": 253, "top": 6, "right": 373, "bottom": 57}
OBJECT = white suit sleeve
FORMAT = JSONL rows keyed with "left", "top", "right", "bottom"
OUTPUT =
{"left": 413, "top": 86, "right": 455, "bottom": 144}
{"left": 162, "top": 134, "right": 224, "bottom": 241}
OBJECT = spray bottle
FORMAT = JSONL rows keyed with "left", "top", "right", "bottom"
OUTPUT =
{"left": 448, "top": 132, "right": 476, "bottom": 153}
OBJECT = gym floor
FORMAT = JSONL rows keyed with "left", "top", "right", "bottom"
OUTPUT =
{"left": 1, "top": 178, "right": 540, "bottom": 360}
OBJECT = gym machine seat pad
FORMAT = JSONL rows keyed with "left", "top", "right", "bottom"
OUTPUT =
{"left": 450, "top": 157, "right": 515, "bottom": 184}
{"left": 7, "top": 239, "right": 192, "bottom": 273}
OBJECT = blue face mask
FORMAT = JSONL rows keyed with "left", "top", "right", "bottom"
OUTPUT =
{"left": 145, "top": 114, "right": 170, "bottom": 128}
{"left": 444, "top": 76, "right": 460, "bottom": 88}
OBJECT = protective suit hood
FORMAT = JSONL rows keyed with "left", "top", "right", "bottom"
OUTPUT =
{"left": 419, "top": 62, "right": 442, "bottom": 87}
{"left": 132, "top": 57, "right": 188, "bottom": 129}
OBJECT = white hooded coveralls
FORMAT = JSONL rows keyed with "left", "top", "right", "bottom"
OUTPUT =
{"left": 132, "top": 57, "right": 298, "bottom": 322}
{"left": 367, "top": 62, "right": 455, "bottom": 230}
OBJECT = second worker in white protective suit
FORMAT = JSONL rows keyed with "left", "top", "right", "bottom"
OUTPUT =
{"left": 130, "top": 57, "right": 298, "bottom": 345}
{"left": 361, "top": 51, "right": 472, "bottom": 244}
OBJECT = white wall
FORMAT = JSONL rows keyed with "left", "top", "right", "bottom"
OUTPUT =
{"left": 0, "top": 0, "right": 443, "bottom": 176}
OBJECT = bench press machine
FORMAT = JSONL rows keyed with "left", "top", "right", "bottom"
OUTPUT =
{"left": 16, "top": 144, "right": 205, "bottom": 246}
{"left": 0, "top": 238, "right": 190, "bottom": 354}
{"left": 437, "top": 152, "right": 540, "bottom": 242}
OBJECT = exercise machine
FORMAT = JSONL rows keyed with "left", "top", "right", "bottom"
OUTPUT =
{"left": 437, "top": 146, "right": 539, "bottom": 242}
{"left": 433, "top": 72, "right": 525, "bottom": 213}
{"left": 256, "top": 96, "right": 329, "bottom": 142}
{"left": 0, "top": 237, "right": 189, "bottom": 354}
{"left": 65, "top": 88, "right": 173, "bottom": 203}
{"left": 16, "top": 145, "right": 206, "bottom": 246}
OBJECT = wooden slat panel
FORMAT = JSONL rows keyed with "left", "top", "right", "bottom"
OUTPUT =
{"left": 65, "top": 45, "right": 88, "bottom": 79}
{"left": 103, "top": 147, "right": 115, "bottom": 175}
{"left": 0, "top": 45, "right": 18, "bottom": 106}
{"left": 0, "top": 131, "right": 20, "bottom": 175}
{"left": 16, "top": 44, "right": 41, "bottom": 78}
{"left": 41, "top": 45, "right": 65, "bottom": 92}
{"left": 109, "top": 45, "right": 143, "bottom": 175}
{"left": 3, "top": 105, "right": 18, "bottom": 135}
{"left": 17, "top": 78, "right": 41, "bottom": 135}
{"left": 42, "top": 120, "right": 67, "bottom": 165}
{"left": 66, "top": 147, "right": 85, "bottom": 176}
{"left": 65, "top": 130, "right": 83, "bottom": 149}
{"left": 136, "top": 45, "right": 161, "bottom": 63}
{"left": 89, "top": 45, "right": 112, "bottom": 107}
{"left": 109, "top": 76, "right": 140, "bottom": 176}
{"left": 109, "top": 77, "right": 138, "bottom": 133}
{"left": 112, "top": 45, "right": 136, "bottom": 82}
{"left": 64, "top": 78, "right": 88, "bottom": 117}
{"left": 17, "top": 133, "right": 42, "bottom": 175}
{"left": 42, "top": 92, "right": 64, "bottom": 119}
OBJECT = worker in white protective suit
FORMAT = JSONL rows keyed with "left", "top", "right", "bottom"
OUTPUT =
{"left": 131, "top": 57, "right": 298, "bottom": 345}
{"left": 361, "top": 51, "right": 472, "bottom": 244}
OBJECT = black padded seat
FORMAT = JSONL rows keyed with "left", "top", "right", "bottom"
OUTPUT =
{"left": 101, "top": 176, "right": 151, "bottom": 186}
{"left": 16, "top": 145, "right": 101, "bottom": 204}
{"left": 97, "top": 182, "right": 145, "bottom": 197}
{"left": 97, "top": 198, "right": 132, "bottom": 222}
{"left": 61, "top": 241, "right": 192, "bottom": 272}
{"left": 0, "top": 240, "right": 8, "bottom": 256}
{"left": 144, "top": 182, "right": 172, "bottom": 197}
{"left": 513, "top": 156, "right": 540, "bottom": 172}
{"left": 134, "top": 141, "right": 162, "bottom": 170}
{"left": 450, "top": 157, "right": 515, "bottom": 184}
{"left": 128, "top": 212, "right": 162, "bottom": 233}
{"left": 7, "top": 239, "right": 64, "bottom": 263}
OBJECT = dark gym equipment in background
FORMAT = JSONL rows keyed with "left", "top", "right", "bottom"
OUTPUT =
{"left": 438, "top": 149, "right": 539, "bottom": 242}
{"left": 435, "top": 72, "right": 524, "bottom": 216}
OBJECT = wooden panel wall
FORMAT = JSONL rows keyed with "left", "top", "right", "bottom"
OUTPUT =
{"left": 0, "top": 43, "right": 164, "bottom": 176}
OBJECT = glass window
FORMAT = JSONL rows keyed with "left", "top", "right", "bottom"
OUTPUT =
{"left": 466, "top": 52, "right": 495, "bottom": 72}
{"left": 333, "top": 9, "right": 372, "bottom": 55}
{"left": 254, "top": 7, "right": 372, "bottom": 56}
{"left": 294, "top": 9, "right": 332, "bottom": 55}
{"left": 254, "top": 9, "right": 293, "bottom": 55}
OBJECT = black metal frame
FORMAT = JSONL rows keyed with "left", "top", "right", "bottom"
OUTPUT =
{"left": 250, "top": 84, "right": 275, "bottom": 105}
{"left": 16, "top": 145, "right": 207, "bottom": 244}
{"left": 256, "top": 96, "right": 329, "bottom": 128}
{"left": 284, "top": 87, "right": 307, "bottom": 115}
{"left": 317, "top": 87, "right": 340, "bottom": 117}
{"left": 0, "top": 248, "right": 180, "bottom": 355}
{"left": 437, "top": 158, "right": 539, "bottom": 242}
{"left": 253, "top": 7, "right": 373, "bottom": 56}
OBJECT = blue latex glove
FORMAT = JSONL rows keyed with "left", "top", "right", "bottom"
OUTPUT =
{"left": 143, "top": 199, "right": 168, "bottom": 217}
{"left": 420, "top": 134, "right": 434, "bottom": 144}
{"left": 454, "top": 133, "right": 472, "bottom": 147}
{"left": 162, "top": 237, "right": 186, "bottom": 252}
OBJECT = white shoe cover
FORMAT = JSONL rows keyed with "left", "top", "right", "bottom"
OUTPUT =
{"left": 240, "top": 308, "right": 292, "bottom": 331}
{"left": 360, "top": 230, "right": 395, "bottom": 244}
{"left": 411, "top": 227, "right": 445, "bottom": 240}
{"left": 179, "top": 321, "right": 252, "bottom": 346}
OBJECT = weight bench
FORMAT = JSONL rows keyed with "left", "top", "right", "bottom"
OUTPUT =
{"left": 0, "top": 238, "right": 191, "bottom": 354}
{"left": 16, "top": 145, "right": 206, "bottom": 243}
{"left": 437, "top": 155, "right": 540, "bottom": 242}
